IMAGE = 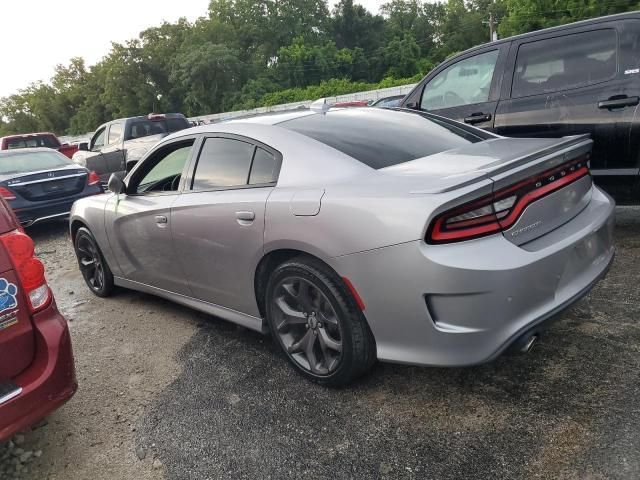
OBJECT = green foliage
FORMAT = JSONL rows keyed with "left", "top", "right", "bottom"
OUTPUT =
{"left": 2, "top": 0, "right": 640, "bottom": 136}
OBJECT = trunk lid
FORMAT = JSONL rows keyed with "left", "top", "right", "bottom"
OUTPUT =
{"left": 0, "top": 199, "right": 35, "bottom": 379}
{"left": 3, "top": 166, "right": 88, "bottom": 202}
{"left": 382, "top": 135, "right": 593, "bottom": 245}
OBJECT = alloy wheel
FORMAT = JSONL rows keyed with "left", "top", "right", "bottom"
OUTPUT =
{"left": 271, "top": 276, "right": 343, "bottom": 375}
{"left": 76, "top": 236, "right": 105, "bottom": 292}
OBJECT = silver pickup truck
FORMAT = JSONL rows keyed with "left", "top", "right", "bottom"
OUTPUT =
{"left": 72, "top": 113, "right": 190, "bottom": 184}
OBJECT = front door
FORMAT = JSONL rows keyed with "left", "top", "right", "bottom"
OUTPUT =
{"left": 172, "top": 136, "right": 281, "bottom": 317}
{"left": 105, "top": 138, "right": 196, "bottom": 295}
{"left": 494, "top": 24, "right": 638, "bottom": 197}
{"left": 407, "top": 46, "right": 509, "bottom": 130}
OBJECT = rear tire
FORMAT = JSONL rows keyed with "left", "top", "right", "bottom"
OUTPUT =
{"left": 74, "top": 227, "right": 114, "bottom": 297}
{"left": 265, "top": 256, "right": 376, "bottom": 386}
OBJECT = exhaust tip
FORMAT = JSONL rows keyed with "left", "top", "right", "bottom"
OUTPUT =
{"left": 520, "top": 334, "right": 538, "bottom": 354}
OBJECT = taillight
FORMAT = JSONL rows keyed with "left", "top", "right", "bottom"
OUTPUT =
{"left": 0, "top": 187, "right": 16, "bottom": 200}
{"left": 427, "top": 156, "right": 590, "bottom": 244}
{"left": 87, "top": 171, "right": 100, "bottom": 185}
{"left": 0, "top": 230, "right": 50, "bottom": 312}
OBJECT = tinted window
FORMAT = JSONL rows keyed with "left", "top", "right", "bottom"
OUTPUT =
{"left": 137, "top": 143, "right": 193, "bottom": 193}
{"left": 126, "top": 117, "right": 189, "bottom": 140}
{"left": 193, "top": 138, "right": 254, "bottom": 190}
{"left": 281, "top": 109, "right": 485, "bottom": 169}
{"left": 108, "top": 123, "right": 122, "bottom": 144}
{"left": 512, "top": 29, "right": 617, "bottom": 98}
{"left": 249, "top": 148, "right": 278, "bottom": 184}
{"left": 91, "top": 128, "right": 106, "bottom": 151}
{"left": 0, "top": 151, "right": 70, "bottom": 174}
{"left": 421, "top": 50, "right": 499, "bottom": 110}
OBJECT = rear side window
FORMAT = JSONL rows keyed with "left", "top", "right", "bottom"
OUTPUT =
{"left": 108, "top": 123, "right": 122, "bottom": 144}
{"left": 249, "top": 148, "right": 279, "bottom": 184}
{"left": 512, "top": 29, "right": 617, "bottom": 98}
{"left": 280, "top": 109, "right": 486, "bottom": 169}
{"left": 193, "top": 138, "right": 255, "bottom": 190}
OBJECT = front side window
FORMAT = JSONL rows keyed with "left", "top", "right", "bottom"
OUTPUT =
{"left": 421, "top": 50, "right": 499, "bottom": 110}
{"left": 192, "top": 138, "right": 255, "bottom": 190}
{"left": 512, "top": 29, "right": 617, "bottom": 98}
{"left": 135, "top": 142, "right": 193, "bottom": 194}
{"left": 91, "top": 128, "right": 106, "bottom": 151}
{"left": 108, "top": 123, "right": 123, "bottom": 145}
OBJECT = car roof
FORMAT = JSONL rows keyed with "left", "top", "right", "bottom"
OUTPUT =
{"left": 453, "top": 10, "right": 640, "bottom": 57}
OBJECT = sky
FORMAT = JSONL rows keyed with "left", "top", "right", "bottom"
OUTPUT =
{"left": 0, "top": 0, "right": 387, "bottom": 98}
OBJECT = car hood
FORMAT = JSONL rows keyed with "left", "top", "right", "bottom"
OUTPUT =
{"left": 378, "top": 135, "right": 591, "bottom": 193}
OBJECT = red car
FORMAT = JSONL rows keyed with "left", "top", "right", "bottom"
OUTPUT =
{"left": 0, "top": 198, "right": 76, "bottom": 441}
{"left": 0, "top": 133, "right": 79, "bottom": 159}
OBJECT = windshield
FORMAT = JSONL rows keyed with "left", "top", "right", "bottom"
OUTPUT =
{"left": 0, "top": 150, "right": 71, "bottom": 175}
{"left": 5, "top": 135, "right": 60, "bottom": 149}
{"left": 126, "top": 117, "right": 189, "bottom": 140}
{"left": 279, "top": 109, "right": 489, "bottom": 169}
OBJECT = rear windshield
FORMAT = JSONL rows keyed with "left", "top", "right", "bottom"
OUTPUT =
{"left": 0, "top": 151, "right": 70, "bottom": 175}
{"left": 126, "top": 117, "right": 190, "bottom": 140}
{"left": 279, "top": 109, "right": 487, "bottom": 169}
{"left": 5, "top": 135, "right": 60, "bottom": 149}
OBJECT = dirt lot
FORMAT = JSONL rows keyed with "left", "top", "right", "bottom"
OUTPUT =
{"left": 1, "top": 208, "right": 639, "bottom": 480}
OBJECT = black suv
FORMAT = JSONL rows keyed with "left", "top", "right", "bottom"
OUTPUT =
{"left": 401, "top": 12, "right": 640, "bottom": 201}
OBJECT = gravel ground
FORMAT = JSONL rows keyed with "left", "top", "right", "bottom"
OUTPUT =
{"left": 1, "top": 208, "right": 639, "bottom": 479}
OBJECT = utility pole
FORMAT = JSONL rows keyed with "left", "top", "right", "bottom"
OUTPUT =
{"left": 484, "top": 12, "right": 499, "bottom": 42}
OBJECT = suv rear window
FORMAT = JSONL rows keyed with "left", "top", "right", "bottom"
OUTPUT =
{"left": 279, "top": 110, "right": 486, "bottom": 169}
{"left": 512, "top": 29, "right": 617, "bottom": 98}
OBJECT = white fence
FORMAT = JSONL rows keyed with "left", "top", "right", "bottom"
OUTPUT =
{"left": 59, "top": 83, "right": 417, "bottom": 144}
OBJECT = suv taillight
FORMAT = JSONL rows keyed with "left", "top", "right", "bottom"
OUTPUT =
{"left": 0, "top": 230, "right": 50, "bottom": 312}
{"left": 427, "top": 156, "right": 590, "bottom": 244}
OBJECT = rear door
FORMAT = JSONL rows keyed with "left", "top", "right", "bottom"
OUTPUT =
{"left": 403, "top": 44, "right": 510, "bottom": 130}
{"left": 0, "top": 200, "right": 35, "bottom": 380}
{"left": 172, "top": 135, "right": 281, "bottom": 317}
{"left": 101, "top": 122, "right": 126, "bottom": 177}
{"left": 494, "top": 22, "right": 638, "bottom": 198}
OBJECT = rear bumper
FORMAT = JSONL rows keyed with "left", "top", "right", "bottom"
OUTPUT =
{"left": 0, "top": 302, "right": 77, "bottom": 441}
{"left": 331, "top": 186, "right": 615, "bottom": 367}
{"left": 12, "top": 186, "right": 103, "bottom": 227}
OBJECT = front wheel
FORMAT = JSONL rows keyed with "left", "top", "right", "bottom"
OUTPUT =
{"left": 265, "top": 257, "right": 376, "bottom": 386}
{"left": 74, "top": 227, "right": 114, "bottom": 297}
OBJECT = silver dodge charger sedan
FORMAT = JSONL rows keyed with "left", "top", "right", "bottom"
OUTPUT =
{"left": 70, "top": 107, "right": 615, "bottom": 385}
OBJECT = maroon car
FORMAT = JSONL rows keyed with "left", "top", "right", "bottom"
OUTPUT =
{"left": 0, "top": 133, "right": 79, "bottom": 159}
{"left": 0, "top": 198, "right": 76, "bottom": 441}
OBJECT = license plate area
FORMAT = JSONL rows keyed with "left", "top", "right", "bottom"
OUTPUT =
{"left": 0, "top": 381, "right": 22, "bottom": 405}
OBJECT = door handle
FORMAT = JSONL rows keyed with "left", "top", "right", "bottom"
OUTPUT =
{"left": 464, "top": 112, "right": 492, "bottom": 124}
{"left": 235, "top": 211, "right": 255, "bottom": 225}
{"left": 598, "top": 95, "right": 639, "bottom": 110}
{"left": 155, "top": 215, "right": 168, "bottom": 224}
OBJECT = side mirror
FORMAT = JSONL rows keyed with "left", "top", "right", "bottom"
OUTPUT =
{"left": 108, "top": 172, "right": 126, "bottom": 194}
{"left": 125, "top": 159, "right": 138, "bottom": 173}
{"left": 405, "top": 102, "right": 419, "bottom": 110}
{"left": 78, "top": 142, "right": 89, "bottom": 151}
